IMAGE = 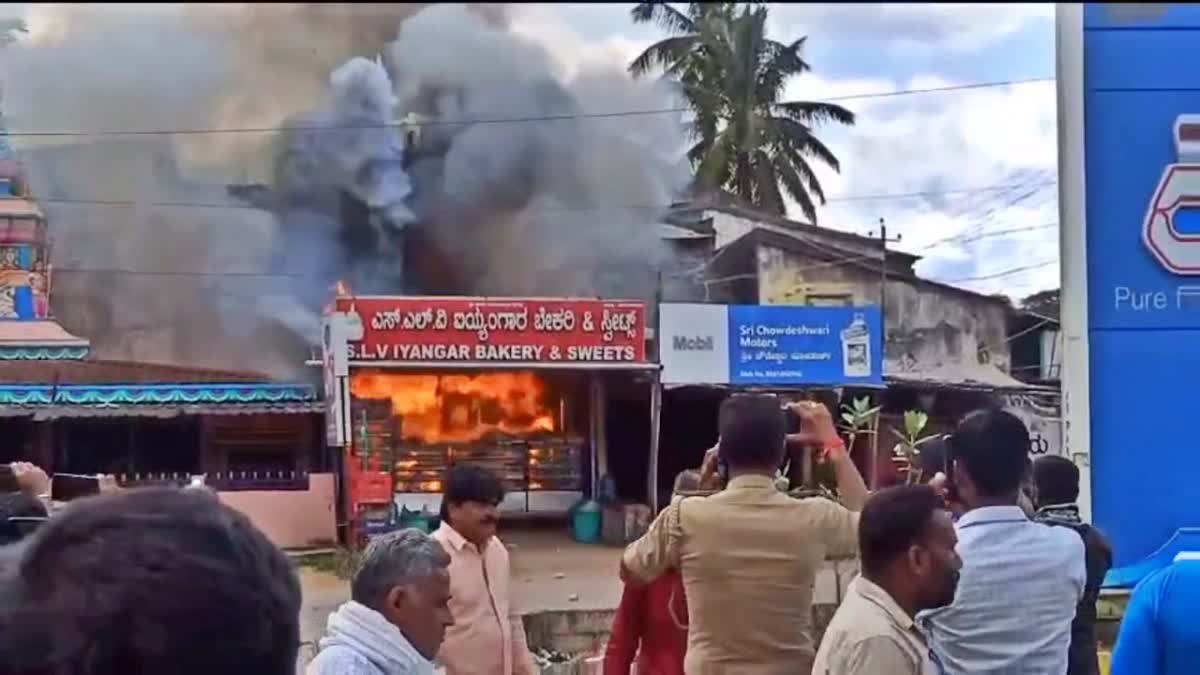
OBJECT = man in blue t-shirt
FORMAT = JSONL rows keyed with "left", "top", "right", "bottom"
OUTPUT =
{"left": 1112, "top": 556, "right": 1200, "bottom": 675}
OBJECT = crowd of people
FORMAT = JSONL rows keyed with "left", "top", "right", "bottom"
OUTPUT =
{"left": 0, "top": 393, "right": 1179, "bottom": 674}
{"left": 606, "top": 396, "right": 1118, "bottom": 675}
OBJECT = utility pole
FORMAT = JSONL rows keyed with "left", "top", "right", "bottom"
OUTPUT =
{"left": 871, "top": 218, "right": 902, "bottom": 319}
{"left": 868, "top": 218, "right": 901, "bottom": 491}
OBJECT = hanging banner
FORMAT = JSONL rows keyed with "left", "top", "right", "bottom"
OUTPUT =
{"left": 333, "top": 296, "right": 648, "bottom": 365}
{"left": 659, "top": 303, "right": 883, "bottom": 386}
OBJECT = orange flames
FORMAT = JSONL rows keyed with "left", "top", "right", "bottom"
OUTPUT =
{"left": 350, "top": 371, "right": 559, "bottom": 443}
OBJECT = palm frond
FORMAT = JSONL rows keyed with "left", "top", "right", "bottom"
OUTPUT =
{"left": 631, "top": 1, "right": 847, "bottom": 217}
{"left": 781, "top": 144, "right": 828, "bottom": 205}
{"left": 776, "top": 100, "right": 855, "bottom": 127}
{"left": 629, "top": 35, "right": 701, "bottom": 77}
{"left": 695, "top": 128, "right": 737, "bottom": 189}
{"left": 775, "top": 155, "right": 819, "bottom": 224}
{"left": 770, "top": 116, "right": 843, "bottom": 173}
{"left": 753, "top": 149, "right": 785, "bottom": 214}
{"left": 758, "top": 37, "right": 810, "bottom": 102}
{"left": 631, "top": 2, "right": 696, "bottom": 34}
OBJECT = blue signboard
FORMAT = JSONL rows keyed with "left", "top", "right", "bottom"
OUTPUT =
{"left": 1077, "top": 4, "right": 1200, "bottom": 576}
{"left": 727, "top": 305, "right": 883, "bottom": 386}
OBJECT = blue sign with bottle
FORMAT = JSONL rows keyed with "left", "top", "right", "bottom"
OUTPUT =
{"left": 727, "top": 305, "right": 883, "bottom": 386}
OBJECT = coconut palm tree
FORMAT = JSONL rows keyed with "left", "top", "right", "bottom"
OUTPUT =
{"left": 630, "top": 2, "right": 853, "bottom": 223}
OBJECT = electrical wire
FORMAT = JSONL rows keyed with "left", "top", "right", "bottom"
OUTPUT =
{"left": 0, "top": 77, "right": 1054, "bottom": 138}
{"left": 943, "top": 259, "right": 1058, "bottom": 283}
{"left": 20, "top": 178, "right": 1059, "bottom": 213}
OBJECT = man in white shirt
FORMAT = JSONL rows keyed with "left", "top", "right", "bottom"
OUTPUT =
{"left": 309, "top": 529, "right": 453, "bottom": 675}
{"left": 921, "top": 409, "right": 1086, "bottom": 675}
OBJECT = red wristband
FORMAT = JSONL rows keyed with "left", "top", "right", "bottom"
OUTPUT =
{"left": 823, "top": 438, "right": 846, "bottom": 452}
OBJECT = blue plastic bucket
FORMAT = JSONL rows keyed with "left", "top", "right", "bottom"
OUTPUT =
{"left": 572, "top": 500, "right": 603, "bottom": 544}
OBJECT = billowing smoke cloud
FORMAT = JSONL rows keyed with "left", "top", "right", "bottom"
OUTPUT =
{"left": 1, "top": 3, "right": 688, "bottom": 377}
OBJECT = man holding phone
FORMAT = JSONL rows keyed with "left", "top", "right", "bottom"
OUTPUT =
{"left": 621, "top": 394, "right": 869, "bottom": 674}
{"left": 920, "top": 409, "right": 1085, "bottom": 675}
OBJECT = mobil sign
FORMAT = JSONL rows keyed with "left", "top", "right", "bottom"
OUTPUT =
{"left": 658, "top": 303, "right": 883, "bottom": 387}
{"left": 1061, "top": 3, "right": 1200, "bottom": 584}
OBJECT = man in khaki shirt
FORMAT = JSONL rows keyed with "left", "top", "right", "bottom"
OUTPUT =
{"left": 813, "top": 485, "right": 961, "bottom": 675}
{"left": 621, "top": 395, "right": 869, "bottom": 675}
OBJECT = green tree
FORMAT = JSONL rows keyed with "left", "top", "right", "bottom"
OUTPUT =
{"left": 630, "top": 2, "right": 854, "bottom": 223}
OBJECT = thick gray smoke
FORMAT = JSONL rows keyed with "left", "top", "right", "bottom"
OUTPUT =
{"left": 2, "top": 4, "right": 688, "bottom": 377}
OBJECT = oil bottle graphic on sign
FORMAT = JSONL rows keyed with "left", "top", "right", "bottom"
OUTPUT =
{"left": 840, "top": 312, "right": 872, "bottom": 378}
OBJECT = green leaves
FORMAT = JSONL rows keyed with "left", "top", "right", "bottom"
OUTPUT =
{"left": 629, "top": 2, "right": 854, "bottom": 220}
{"left": 904, "top": 410, "right": 929, "bottom": 438}
{"left": 893, "top": 410, "right": 937, "bottom": 485}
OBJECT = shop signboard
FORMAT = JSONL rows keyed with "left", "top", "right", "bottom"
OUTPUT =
{"left": 659, "top": 303, "right": 883, "bottom": 386}
{"left": 1002, "top": 393, "right": 1063, "bottom": 459}
{"left": 1061, "top": 4, "right": 1200, "bottom": 574}
{"left": 332, "top": 296, "right": 649, "bottom": 366}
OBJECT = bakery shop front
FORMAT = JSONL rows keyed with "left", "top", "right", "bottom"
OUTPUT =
{"left": 323, "top": 294, "right": 654, "bottom": 524}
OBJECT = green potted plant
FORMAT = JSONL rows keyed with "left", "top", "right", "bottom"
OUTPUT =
{"left": 891, "top": 410, "right": 938, "bottom": 485}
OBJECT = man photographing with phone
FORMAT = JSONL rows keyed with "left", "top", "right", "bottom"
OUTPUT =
{"left": 697, "top": 399, "right": 870, "bottom": 501}
{"left": 621, "top": 394, "right": 869, "bottom": 674}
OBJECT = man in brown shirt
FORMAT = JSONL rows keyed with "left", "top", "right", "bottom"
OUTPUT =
{"left": 812, "top": 485, "right": 961, "bottom": 675}
{"left": 621, "top": 395, "right": 868, "bottom": 675}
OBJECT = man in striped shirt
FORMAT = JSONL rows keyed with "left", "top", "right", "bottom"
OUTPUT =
{"left": 921, "top": 409, "right": 1086, "bottom": 675}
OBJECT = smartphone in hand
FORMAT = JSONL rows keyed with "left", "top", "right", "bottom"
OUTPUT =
{"left": 51, "top": 473, "right": 102, "bottom": 502}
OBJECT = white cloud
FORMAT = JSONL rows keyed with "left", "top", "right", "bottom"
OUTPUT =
{"left": 772, "top": 3, "right": 1054, "bottom": 54}
{"left": 780, "top": 72, "right": 1058, "bottom": 298}
{"left": 513, "top": 4, "right": 1062, "bottom": 300}
{"left": 507, "top": 4, "right": 653, "bottom": 80}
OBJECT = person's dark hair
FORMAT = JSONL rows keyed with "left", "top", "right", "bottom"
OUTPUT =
{"left": 1033, "top": 455, "right": 1080, "bottom": 506}
{"left": 948, "top": 408, "right": 1030, "bottom": 498}
{"left": 351, "top": 528, "right": 451, "bottom": 610}
{"left": 859, "top": 485, "right": 946, "bottom": 577}
{"left": 440, "top": 463, "right": 505, "bottom": 522}
{"left": 917, "top": 436, "right": 950, "bottom": 482}
{"left": 718, "top": 393, "right": 786, "bottom": 467}
{"left": 0, "top": 487, "right": 301, "bottom": 675}
{"left": 0, "top": 492, "right": 48, "bottom": 545}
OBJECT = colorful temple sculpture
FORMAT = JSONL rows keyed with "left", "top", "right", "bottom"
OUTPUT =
{"left": 0, "top": 123, "right": 337, "bottom": 548}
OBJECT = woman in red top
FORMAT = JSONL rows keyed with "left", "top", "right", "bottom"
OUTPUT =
{"left": 604, "top": 471, "right": 703, "bottom": 675}
{"left": 603, "top": 569, "right": 687, "bottom": 675}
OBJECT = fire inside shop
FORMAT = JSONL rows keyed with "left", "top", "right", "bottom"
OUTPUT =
{"left": 322, "top": 292, "right": 654, "bottom": 541}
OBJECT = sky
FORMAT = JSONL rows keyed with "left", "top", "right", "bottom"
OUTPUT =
{"left": 509, "top": 3, "right": 1060, "bottom": 300}
{"left": 0, "top": 2, "right": 1060, "bottom": 301}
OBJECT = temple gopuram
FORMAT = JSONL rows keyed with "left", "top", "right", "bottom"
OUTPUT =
{"left": 0, "top": 126, "right": 338, "bottom": 549}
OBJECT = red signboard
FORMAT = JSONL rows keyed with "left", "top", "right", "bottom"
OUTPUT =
{"left": 333, "top": 296, "right": 648, "bottom": 365}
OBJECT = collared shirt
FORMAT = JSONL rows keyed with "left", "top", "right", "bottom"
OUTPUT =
{"left": 622, "top": 474, "right": 859, "bottom": 675}
{"left": 1111, "top": 559, "right": 1200, "bottom": 675}
{"left": 921, "top": 505, "right": 1086, "bottom": 675}
{"left": 433, "top": 523, "right": 536, "bottom": 675}
{"left": 813, "top": 576, "right": 940, "bottom": 675}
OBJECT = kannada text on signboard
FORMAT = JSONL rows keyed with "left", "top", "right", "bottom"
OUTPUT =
{"left": 337, "top": 297, "right": 647, "bottom": 363}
